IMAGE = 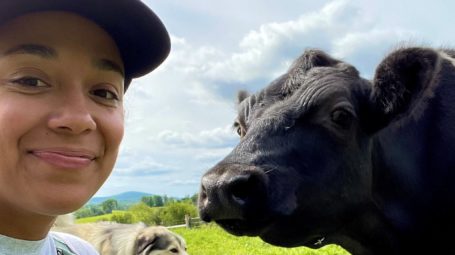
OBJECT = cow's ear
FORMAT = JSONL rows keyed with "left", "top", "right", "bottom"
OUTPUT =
{"left": 237, "top": 90, "right": 250, "bottom": 105}
{"left": 366, "top": 47, "right": 440, "bottom": 133}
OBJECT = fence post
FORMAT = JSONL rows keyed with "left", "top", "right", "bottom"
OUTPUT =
{"left": 185, "top": 214, "right": 191, "bottom": 228}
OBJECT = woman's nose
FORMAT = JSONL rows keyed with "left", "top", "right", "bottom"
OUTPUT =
{"left": 47, "top": 93, "right": 97, "bottom": 135}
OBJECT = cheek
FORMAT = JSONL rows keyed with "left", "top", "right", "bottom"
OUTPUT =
{"left": 107, "top": 113, "right": 124, "bottom": 147}
{"left": 98, "top": 111, "right": 124, "bottom": 167}
{"left": 0, "top": 99, "right": 45, "bottom": 193}
{"left": 0, "top": 99, "right": 43, "bottom": 149}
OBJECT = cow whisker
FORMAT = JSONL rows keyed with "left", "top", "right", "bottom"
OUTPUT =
{"left": 264, "top": 169, "right": 276, "bottom": 175}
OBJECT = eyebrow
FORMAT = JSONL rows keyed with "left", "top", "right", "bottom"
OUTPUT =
{"left": 94, "top": 59, "right": 125, "bottom": 77}
{"left": 3, "top": 44, "right": 57, "bottom": 59}
{"left": 3, "top": 43, "right": 124, "bottom": 77}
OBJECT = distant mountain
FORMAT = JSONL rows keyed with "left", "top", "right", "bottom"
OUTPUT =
{"left": 88, "top": 191, "right": 153, "bottom": 205}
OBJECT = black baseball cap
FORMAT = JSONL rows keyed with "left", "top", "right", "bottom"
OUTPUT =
{"left": 0, "top": 0, "right": 171, "bottom": 90}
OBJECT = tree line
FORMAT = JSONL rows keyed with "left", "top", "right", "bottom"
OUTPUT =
{"left": 74, "top": 194, "right": 199, "bottom": 226}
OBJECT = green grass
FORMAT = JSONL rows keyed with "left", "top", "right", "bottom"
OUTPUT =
{"left": 76, "top": 214, "right": 111, "bottom": 223}
{"left": 76, "top": 213, "right": 351, "bottom": 254}
{"left": 172, "top": 224, "right": 350, "bottom": 255}
{"left": 75, "top": 210, "right": 126, "bottom": 223}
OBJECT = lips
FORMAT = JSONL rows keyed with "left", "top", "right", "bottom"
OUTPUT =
{"left": 31, "top": 149, "right": 96, "bottom": 169}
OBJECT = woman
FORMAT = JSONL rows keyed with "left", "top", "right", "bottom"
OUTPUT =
{"left": 0, "top": 0, "right": 170, "bottom": 254}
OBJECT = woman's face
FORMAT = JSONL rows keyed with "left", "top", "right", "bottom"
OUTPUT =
{"left": 0, "top": 12, "right": 124, "bottom": 219}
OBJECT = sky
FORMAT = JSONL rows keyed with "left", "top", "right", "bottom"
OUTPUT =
{"left": 95, "top": 0, "right": 455, "bottom": 198}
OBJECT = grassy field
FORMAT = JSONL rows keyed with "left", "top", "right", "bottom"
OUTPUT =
{"left": 75, "top": 210, "right": 126, "bottom": 223}
{"left": 75, "top": 213, "right": 351, "bottom": 254}
{"left": 76, "top": 213, "right": 113, "bottom": 223}
{"left": 172, "top": 224, "right": 350, "bottom": 255}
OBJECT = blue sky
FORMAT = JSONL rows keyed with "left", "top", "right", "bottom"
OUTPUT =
{"left": 95, "top": 0, "right": 455, "bottom": 198}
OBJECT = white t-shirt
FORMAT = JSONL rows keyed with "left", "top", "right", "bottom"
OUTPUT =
{"left": 0, "top": 231, "right": 98, "bottom": 255}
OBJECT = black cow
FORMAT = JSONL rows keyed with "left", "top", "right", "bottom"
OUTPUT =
{"left": 198, "top": 47, "right": 455, "bottom": 255}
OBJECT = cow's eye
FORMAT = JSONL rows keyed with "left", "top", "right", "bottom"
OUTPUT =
{"left": 234, "top": 121, "right": 245, "bottom": 137}
{"left": 236, "top": 126, "right": 243, "bottom": 136}
{"left": 331, "top": 109, "right": 353, "bottom": 129}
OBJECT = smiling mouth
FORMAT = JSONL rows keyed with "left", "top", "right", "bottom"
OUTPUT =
{"left": 30, "top": 150, "right": 96, "bottom": 169}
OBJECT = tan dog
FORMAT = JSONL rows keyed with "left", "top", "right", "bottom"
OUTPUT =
{"left": 53, "top": 217, "right": 188, "bottom": 255}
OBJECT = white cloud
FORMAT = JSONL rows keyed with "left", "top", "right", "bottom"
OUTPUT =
{"left": 332, "top": 29, "right": 419, "bottom": 77}
{"left": 153, "top": 125, "right": 237, "bottom": 148}
{"left": 198, "top": 0, "right": 381, "bottom": 85}
{"left": 169, "top": 179, "right": 200, "bottom": 186}
{"left": 113, "top": 154, "right": 176, "bottom": 177}
{"left": 194, "top": 147, "right": 236, "bottom": 162}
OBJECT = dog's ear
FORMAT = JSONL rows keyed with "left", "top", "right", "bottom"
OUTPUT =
{"left": 364, "top": 47, "right": 440, "bottom": 133}
{"left": 136, "top": 233, "right": 158, "bottom": 254}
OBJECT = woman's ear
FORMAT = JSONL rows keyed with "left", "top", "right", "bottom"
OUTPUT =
{"left": 364, "top": 47, "right": 440, "bottom": 134}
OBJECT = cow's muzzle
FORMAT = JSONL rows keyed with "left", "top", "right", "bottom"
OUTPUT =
{"left": 198, "top": 164, "right": 270, "bottom": 234}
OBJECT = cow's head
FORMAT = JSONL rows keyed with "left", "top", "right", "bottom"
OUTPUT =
{"left": 198, "top": 48, "right": 440, "bottom": 249}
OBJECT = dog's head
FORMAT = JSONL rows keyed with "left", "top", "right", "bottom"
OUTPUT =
{"left": 136, "top": 226, "right": 188, "bottom": 255}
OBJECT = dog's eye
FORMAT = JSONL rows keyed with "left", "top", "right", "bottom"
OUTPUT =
{"left": 170, "top": 248, "right": 179, "bottom": 253}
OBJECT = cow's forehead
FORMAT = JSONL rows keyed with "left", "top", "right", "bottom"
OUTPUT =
{"left": 296, "top": 69, "right": 359, "bottom": 100}
{"left": 270, "top": 67, "right": 361, "bottom": 107}
{"left": 301, "top": 67, "right": 359, "bottom": 87}
{"left": 238, "top": 68, "right": 367, "bottom": 128}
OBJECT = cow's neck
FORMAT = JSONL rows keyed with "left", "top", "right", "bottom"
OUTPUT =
{"left": 327, "top": 201, "right": 400, "bottom": 255}
{"left": 369, "top": 113, "right": 455, "bottom": 251}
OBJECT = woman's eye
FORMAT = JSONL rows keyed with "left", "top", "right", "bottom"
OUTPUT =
{"left": 11, "top": 77, "right": 48, "bottom": 87}
{"left": 91, "top": 89, "right": 119, "bottom": 100}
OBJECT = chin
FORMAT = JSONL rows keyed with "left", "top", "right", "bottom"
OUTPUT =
{"left": 39, "top": 191, "right": 93, "bottom": 215}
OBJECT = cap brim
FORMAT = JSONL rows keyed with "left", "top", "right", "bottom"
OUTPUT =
{"left": 0, "top": 0, "right": 171, "bottom": 89}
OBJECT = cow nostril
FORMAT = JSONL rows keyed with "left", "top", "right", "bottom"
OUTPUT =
{"left": 198, "top": 182, "right": 213, "bottom": 222}
{"left": 198, "top": 183, "right": 210, "bottom": 209}
{"left": 200, "top": 184, "right": 207, "bottom": 200}
{"left": 229, "top": 175, "right": 256, "bottom": 204}
{"left": 231, "top": 182, "right": 250, "bottom": 203}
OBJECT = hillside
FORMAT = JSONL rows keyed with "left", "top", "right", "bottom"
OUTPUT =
{"left": 87, "top": 191, "right": 153, "bottom": 205}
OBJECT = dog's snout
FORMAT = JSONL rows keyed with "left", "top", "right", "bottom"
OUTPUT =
{"left": 198, "top": 165, "right": 268, "bottom": 222}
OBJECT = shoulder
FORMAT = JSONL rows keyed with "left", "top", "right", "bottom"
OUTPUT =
{"left": 50, "top": 231, "right": 99, "bottom": 255}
